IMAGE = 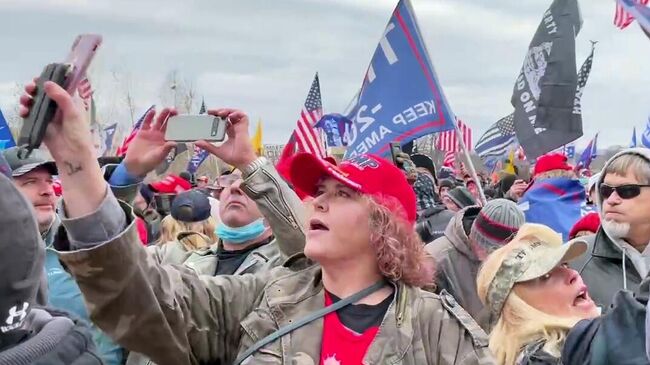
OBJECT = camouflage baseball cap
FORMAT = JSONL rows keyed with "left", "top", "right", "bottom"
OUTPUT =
{"left": 1, "top": 147, "right": 57, "bottom": 177}
{"left": 485, "top": 238, "right": 588, "bottom": 318}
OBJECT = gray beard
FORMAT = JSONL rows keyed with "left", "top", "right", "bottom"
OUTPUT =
{"left": 602, "top": 219, "right": 631, "bottom": 240}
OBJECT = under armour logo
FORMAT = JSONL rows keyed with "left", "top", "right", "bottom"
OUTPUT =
{"left": 5, "top": 303, "right": 29, "bottom": 326}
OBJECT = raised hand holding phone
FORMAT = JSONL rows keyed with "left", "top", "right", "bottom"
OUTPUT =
{"left": 195, "top": 108, "right": 257, "bottom": 171}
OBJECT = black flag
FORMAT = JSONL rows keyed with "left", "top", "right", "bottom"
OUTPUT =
{"left": 511, "top": 0, "right": 583, "bottom": 160}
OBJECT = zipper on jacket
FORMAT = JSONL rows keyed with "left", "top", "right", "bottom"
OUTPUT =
{"left": 247, "top": 170, "right": 300, "bottom": 231}
{"left": 396, "top": 287, "right": 407, "bottom": 327}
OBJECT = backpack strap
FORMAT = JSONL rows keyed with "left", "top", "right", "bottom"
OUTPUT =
{"left": 233, "top": 280, "right": 386, "bottom": 365}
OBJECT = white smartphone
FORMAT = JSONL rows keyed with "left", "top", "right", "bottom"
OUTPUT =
{"left": 165, "top": 115, "right": 228, "bottom": 142}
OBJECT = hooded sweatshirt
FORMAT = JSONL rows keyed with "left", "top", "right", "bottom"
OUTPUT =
{"left": 571, "top": 147, "right": 650, "bottom": 310}
{"left": 424, "top": 206, "right": 494, "bottom": 331}
{"left": 0, "top": 173, "right": 102, "bottom": 364}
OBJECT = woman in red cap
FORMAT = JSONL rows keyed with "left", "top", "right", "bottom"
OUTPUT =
{"left": 51, "top": 102, "right": 494, "bottom": 363}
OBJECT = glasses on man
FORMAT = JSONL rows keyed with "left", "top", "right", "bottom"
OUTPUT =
{"left": 599, "top": 184, "right": 650, "bottom": 200}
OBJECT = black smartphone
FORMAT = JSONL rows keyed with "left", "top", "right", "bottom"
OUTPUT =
{"left": 390, "top": 142, "right": 403, "bottom": 168}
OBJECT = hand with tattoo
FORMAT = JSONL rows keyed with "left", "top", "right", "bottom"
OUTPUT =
{"left": 19, "top": 80, "right": 105, "bottom": 218}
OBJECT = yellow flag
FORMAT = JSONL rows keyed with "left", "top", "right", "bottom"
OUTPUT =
{"left": 503, "top": 148, "right": 516, "bottom": 175}
{"left": 251, "top": 119, "right": 263, "bottom": 156}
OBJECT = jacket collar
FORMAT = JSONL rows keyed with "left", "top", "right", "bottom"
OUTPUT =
{"left": 185, "top": 238, "right": 278, "bottom": 276}
{"left": 264, "top": 266, "right": 414, "bottom": 362}
{"left": 591, "top": 228, "right": 623, "bottom": 260}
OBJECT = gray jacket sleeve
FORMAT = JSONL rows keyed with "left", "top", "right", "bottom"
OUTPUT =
{"left": 241, "top": 158, "right": 306, "bottom": 258}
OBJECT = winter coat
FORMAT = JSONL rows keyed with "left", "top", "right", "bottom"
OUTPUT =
{"left": 425, "top": 206, "right": 495, "bottom": 331}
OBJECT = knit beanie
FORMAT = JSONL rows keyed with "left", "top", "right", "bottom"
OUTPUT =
{"left": 0, "top": 173, "right": 43, "bottom": 342}
{"left": 470, "top": 199, "right": 524, "bottom": 252}
{"left": 569, "top": 212, "right": 600, "bottom": 239}
{"left": 447, "top": 187, "right": 476, "bottom": 209}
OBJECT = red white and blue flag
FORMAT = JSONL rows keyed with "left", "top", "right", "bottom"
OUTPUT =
{"left": 116, "top": 105, "right": 155, "bottom": 157}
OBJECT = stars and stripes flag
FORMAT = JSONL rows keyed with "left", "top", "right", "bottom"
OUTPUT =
{"left": 474, "top": 113, "right": 517, "bottom": 161}
{"left": 436, "top": 119, "right": 471, "bottom": 168}
{"left": 116, "top": 105, "right": 155, "bottom": 157}
{"left": 276, "top": 73, "right": 326, "bottom": 181}
{"left": 615, "top": 0, "right": 649, "bottom": 29}
{"left": 78, "top": 78, "right": 94, "bottom": 111}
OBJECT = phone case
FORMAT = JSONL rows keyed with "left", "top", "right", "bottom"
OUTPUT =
{"left": 17, "top": 63, "right": 69, "bottom": 158}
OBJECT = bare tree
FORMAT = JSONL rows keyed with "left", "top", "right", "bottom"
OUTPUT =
{"left": 160, "top": 69, "right": 196, "bottom": 113}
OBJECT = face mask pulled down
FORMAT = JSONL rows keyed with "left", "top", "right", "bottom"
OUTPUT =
{"left": 216, "top": 218, "right": 266, "bottom": 244}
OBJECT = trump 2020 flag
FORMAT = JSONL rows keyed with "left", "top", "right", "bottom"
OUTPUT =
{"left": 187, "top": 144, "right": 210, "bottom": 174}
{"left": 511, "top": 0, "right": 583, "bottom": 160}
{"left": 344, "top": 0, "right": 456, "bottom": 158}
{"left": 0, "top": 108, "right": 16, "bottom": 150}
{"left": 642, "top": 117, "right": 650, "bottom": 148}
{"left": 518, "top": 177, "right": 586, "bottom": 241}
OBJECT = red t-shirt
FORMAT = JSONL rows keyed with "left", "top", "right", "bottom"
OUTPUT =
{"left": 319, "top": 292, "right": 380, "bottom": 365}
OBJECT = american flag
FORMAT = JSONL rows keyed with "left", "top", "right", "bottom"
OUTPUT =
{"left": 276, "top": 73, "right": 326, "bottom": 181}
{"left": 474, "top": 113, "right": 517, "bottom": 161}
{"left": 116, "top": 105, "right": 155, "bottom": 157}
{"left": 294, "top": 73, "right": 325, "bottom": 157}
{"left": 78, "top": 78, "right": 93, "bottom": 111}
{"left": 615, "top": 0, "right": 649, "bottom": 29}
{"left": 436, "top": 119, "right": 471, "bottom": 167}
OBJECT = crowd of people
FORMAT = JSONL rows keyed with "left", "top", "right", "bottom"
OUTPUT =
{"left": 1, "top": 76, "right": 650, "bottom": 365}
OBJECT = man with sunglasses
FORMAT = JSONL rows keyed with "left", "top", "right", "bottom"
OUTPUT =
{"left": 572, "top": 148, "right": 650, "bottom": 311}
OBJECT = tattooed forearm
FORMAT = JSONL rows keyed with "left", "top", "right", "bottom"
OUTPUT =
{"left": 63, "top": 161, "right": 83, "bottom": 176}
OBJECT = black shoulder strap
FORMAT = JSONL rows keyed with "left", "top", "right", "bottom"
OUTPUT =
{"left": 233, "top": 280, "right": 386, "bottom": 365}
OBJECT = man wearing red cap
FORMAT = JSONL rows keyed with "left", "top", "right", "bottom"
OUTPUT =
{"left": 518, "top": 153, "right": 587, "bottom": 241}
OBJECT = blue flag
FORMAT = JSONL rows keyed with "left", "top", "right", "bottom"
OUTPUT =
{"left": 576, "top": 133, "right": 598, "bottom": 170}
{"left": 564, "top": 145, "right": 576, "bottom": 159}
{"left": 518, "top": 178, "right": 586, "bottom": 241}
{"left": 642, "top": 117, "right": 650, "bottom": 148}
{"left": 344, "top": 0, "right": 455, "bottom": 158}
{"left": 630, "top": 127, "right": 637, "bottom": 148}
{"left": 0, "top": 108, "right": 16, "bottom": 150}
{"left": 187, "top": 144, "right": 210, "bottom": 174}
{"left": 102, "top": 123, "right": 117, "bottom": 155}
{"left": 315, "top": 113, "right": 353, "bottom": 147}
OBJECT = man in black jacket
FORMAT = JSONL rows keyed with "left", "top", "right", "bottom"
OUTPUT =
{"left": 0, "top": 170, "right": 102, "bottom": 364}
{"left": 572, "top": 148, "right": 650, "bottom": 311}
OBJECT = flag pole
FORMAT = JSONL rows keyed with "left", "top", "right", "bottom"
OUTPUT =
{"left": 454, "top": 123, "right": 486, "bottom": 204}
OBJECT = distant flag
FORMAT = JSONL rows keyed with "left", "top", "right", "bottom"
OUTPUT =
{"left": 199, "top": 98, "right": 207, "bottom": 114}
{"left": 276, "top": 74, "right": 326, "bottom": 180}
{"left": 0, "top": 108, "right": 16, "bottom": 150}
{"left": 517, "top": 145, "right": 527, "bottom": 161}
{"left": 503, "top": 149, "right": 517, "bottom": 175}
{"left": 436, "top": 119, "right": 472, "bottom": 168}
{"left": 251, "top": 119, "right": 264, "bottom": 156}
{"left": 315, "top": 113, "right": 353, "bottom": 147}
{"left": 102, "top": 123, "right": 118, "bottom": 156}
{"left": 630, "top": 127, "right": 638, "bottom": 148}
{"left": 187, "top": 144, "right": 210, "bottom": 174}
{"left": 614, "top": 0, "right": 649, "bottom": 29}
{"left": 573, "top": 41, "right": 597, "bottom": 117}
{"left": 116, "top": 105, "right": 155, "bottom": 157}
{"left": 565, "top": 145, "right": 576, "bottom": 159}
{"left": 576, "top": 133, "right": 599, "bottom": 170}
{"left": 475, "top": 113, "right": 517, "bottom": 161}
{"left": 641, "top": 117, "right": 650, "bottom": 148}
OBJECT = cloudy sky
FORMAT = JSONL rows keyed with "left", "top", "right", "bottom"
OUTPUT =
{"left": 0, "top": 0, "right": 648, "bottom": 149}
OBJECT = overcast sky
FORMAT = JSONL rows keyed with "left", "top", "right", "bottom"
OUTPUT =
{"left": 0, "top": 0, "right": 648, "bottom": 149}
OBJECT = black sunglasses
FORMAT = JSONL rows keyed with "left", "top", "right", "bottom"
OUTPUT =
{"left": 599, "top": 184, "right": 650, "bottom": 199}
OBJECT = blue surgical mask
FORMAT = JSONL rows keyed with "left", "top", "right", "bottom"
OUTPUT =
{"left": 215, "top": 218, "right": 266, "bottom": 244}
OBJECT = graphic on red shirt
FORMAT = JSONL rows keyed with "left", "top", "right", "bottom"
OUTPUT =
{"left": 319, "top": 293, "right": 380, "bottom": 365}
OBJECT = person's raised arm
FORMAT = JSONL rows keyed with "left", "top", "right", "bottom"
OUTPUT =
{"left": 19, "top": 82, "right": 266, "bottom": 364}
{"left": 196, "top": 108, "right": 306, "bottom": 257}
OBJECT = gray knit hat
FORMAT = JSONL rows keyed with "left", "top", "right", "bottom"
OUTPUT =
{"left": 447, "top": 187, "right": 476, "bottom": 209}
{"left": 470, "top": 199, "right": 525, "bottom": 252}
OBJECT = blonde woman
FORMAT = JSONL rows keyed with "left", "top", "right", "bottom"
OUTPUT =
{"left": 477, "top": 223, "right": 650, "bottom": 365}
{"left": 151, "top": 190, "right": 217, "bottom": 265}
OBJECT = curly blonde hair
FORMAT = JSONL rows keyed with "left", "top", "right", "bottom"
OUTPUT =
{"left": 366, "top": 195, "right": 434, "bottom": 288}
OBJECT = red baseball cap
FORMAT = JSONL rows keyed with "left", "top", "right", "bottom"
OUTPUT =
{"left": 149, "top": 175, "right": 192, "bottom": 194}
{"left": 533, "top": 153, "right": 573, "bottom": 177}
{"left": 290, "top": 153, "right": 417, "bottom": 224}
